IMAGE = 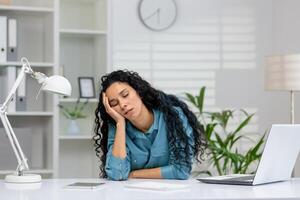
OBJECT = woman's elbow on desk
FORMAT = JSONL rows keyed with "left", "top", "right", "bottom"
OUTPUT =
{"left": 174, "top": 169, "right": 190, "bottom": 180}
{"left": 106, "top": 168, "right": 129, "bottom": 181}
{"left": 105, "top": 161, "right": 130, "bottom": 180}
{"left": 105, "top": 153, "right": 131, "bottom": 180}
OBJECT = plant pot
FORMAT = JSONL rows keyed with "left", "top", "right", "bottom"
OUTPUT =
{"left": 67, "top": 120, "right": 80, "bottom": 135}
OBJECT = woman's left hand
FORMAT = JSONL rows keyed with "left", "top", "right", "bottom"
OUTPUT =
{"left": 102, "top": 92, "right": 125, "bottom": 124}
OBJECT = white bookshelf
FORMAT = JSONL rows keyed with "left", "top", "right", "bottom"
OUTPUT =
{"left": 59, "top": 98, "right": 98, "bottom": 103}
{"left": 60, "top": 29, "right": 106, "bottom": 36}
{"left": 0, "top": 0, "right": 109, "bottom": 179}
{"left": 59, "top": 135, "right": 93, "bottom": 140}
{"left": 0, "top": 62, "right": 54, "bottom": 68}
{"left": 56, "top": 0, "right": 107, "bottom": 178}
{"left": 7, "top": 112, "right": 54, "bottom": 116}
{"left": 0, "top": 0, "right": 55, "bottom": 178}
{"left": 0, "top": 169, "right": 54, "bottom": 175}
{"left": 0, "top": 5, "right": 54, "bottom": 12}
{"left": 0, "top": 0, "right": 53, "bottom": 8}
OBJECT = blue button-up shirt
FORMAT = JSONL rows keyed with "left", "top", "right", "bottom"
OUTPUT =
{"left": 105, "top": 107, "right": 194, "bottom": 180}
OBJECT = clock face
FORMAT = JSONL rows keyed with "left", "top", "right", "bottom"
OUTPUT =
{"left": 138, "top": 0, "right": 177, "bottom": 31}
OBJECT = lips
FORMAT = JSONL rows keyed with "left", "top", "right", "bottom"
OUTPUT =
{"left": 124, "top": 108, "right": 133, "bottom": 115}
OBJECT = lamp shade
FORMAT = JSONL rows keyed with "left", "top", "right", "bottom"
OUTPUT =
{"left": 41, "top": 75, "right": 72, "bottom": 96}
{"left": 265, "top": 54, "right": 300, "bottom": 91}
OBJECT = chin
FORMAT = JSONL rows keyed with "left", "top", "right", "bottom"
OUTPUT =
{"left": 127, "top": 111, "right": 138, "bottom": 120}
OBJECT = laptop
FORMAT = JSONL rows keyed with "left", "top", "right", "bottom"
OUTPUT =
{"left": 198, "top": 124, "right": 300, "bottom": 186}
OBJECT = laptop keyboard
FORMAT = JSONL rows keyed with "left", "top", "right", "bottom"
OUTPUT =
{"left": 229, "top": 175, "right": 255, "bottom": 181}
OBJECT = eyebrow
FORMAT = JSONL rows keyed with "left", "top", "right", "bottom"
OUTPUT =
{"left": 108, "top": 89, "right": 128, "bottom": 103}
{"left": 119, "top": 89, "right": 128, "bottom": 95}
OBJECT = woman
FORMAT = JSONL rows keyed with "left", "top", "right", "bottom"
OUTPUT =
{"left": 93, "top": 70, "right": 206, "bottom": 180}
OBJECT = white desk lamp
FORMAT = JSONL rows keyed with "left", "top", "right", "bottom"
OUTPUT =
{"left": 0, "top": 57, "right": 71, "bottom": 183}
{"left": 265, "top": 54, "right": 300, "bottom": 124}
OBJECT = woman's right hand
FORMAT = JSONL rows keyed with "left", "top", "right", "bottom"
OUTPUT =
{"left": 102, "top": 92, "right": 125, "bottom": 124}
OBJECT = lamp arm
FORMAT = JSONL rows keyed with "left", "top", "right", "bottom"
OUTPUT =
{"left": 0, "top": 58, "right": 35, "bottom": 176}
{"left": 1, "top": 66, "right": 32, "bottom": 111}
{"left": 0, "top": 64, "right": 32, "bottom": 176}
{"left": 0, "top": 113, "right": 28, "bottom": 175}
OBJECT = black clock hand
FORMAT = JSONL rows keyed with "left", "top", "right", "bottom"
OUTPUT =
{"left": 157, "top": 8, "right": 160, "bottom": 24}
{"left": 143, "top": 8, "right": 159, "bottom": 21}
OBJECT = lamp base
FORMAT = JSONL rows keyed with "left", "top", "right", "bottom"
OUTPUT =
{"left": 5, "top": 174, "right": 41, "bottom": 183}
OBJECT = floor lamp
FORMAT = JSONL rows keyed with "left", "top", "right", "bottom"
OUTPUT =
{"left": 265, "top": 54, "right": 300, "bottom": 124}
{"left": 0, "top": 58, "right": 71, "bottom": 183}
{"left": 265, "top": 54, "right": 300, "bottom": 177}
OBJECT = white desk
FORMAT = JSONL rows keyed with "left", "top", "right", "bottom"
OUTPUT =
{"left": 1, "top": 178, "right": 300, "bottom": 200}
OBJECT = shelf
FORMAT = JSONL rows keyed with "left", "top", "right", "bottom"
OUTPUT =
{"left": 7, "top": 112, "right": 54, "bottom": 116}
{"left": 61, "top": 0, "right": 100, "bottom": 3}
{"left": 0, "top": 169, "right": 53, "bottom": 175}
{"left": 59, "top": 98, "right": 98, "bottom": 103}
{"left": 0, "top": 5, "right": 54, "bottom": 13}
{"left": 60, "top": 29, "right": 106, "bottom": 36}
{"left": 0, "top": 62, "right": 54, "bottom": 68}
{"left": 59, "top": 135, "right": 93, "bottom": 140}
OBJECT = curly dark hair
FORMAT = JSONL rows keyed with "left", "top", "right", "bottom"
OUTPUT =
{"left": 93, "top": 70, "right": 206, "bottom": 178}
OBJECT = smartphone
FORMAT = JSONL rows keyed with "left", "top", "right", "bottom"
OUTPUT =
{"left": 64, "top": 182, "right": 105, "bottom": 189}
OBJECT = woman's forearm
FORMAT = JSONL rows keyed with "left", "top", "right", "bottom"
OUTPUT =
{"left": 129, "top": 167, "right": 162, "bottom": 179}
{"left": 112, "top": 121, "right": 127, "bottom": 159}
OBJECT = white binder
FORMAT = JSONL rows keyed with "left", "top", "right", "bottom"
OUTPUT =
{"left": 16, "top": 67, "right": 27, "bottom": 111}
{"left": 7, "top": 18, "right": 17, "bottom": 61}
{"left": 5, "top": 66, "right": 16, "bottom": 112}
{"left": 0, "top": 16, "right": 7, "bottom": 62}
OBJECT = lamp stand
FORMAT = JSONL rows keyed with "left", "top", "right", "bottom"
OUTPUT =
{"left": 291, "top": 90, "right": 295, "bottom": 124}
{"left": 5, "top": 174, "right": 41, "bottom": 183}
{"left": 290, "top": 90, "right": 299, "bottom": 178}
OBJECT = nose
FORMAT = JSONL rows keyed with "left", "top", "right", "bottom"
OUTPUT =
{"left": 119, "top": 99, "right": 127, "bottom": 110}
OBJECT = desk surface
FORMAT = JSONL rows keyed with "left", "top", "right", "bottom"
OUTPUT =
{"left": 1, "top": 178, "right": 300, "bottom": 200}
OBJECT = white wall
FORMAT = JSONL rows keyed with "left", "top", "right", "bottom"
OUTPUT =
{"left": 109, "top": 0, "right": 300, "bottom": 175}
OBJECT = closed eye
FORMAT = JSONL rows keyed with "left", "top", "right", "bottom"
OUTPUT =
{"left": 122, "top": 93, "right": 129, "bottom": 98}
{"left": 109, "top": 100, "right": 118, "bottom": 107}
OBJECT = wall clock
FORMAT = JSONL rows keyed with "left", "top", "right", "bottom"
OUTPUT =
{"left": 138, "top": 0, "right": 177, "bottom": 31}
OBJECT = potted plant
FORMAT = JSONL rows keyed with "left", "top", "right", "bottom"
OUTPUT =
{"left": 185, "top": 87, "right": 266, "bottom": 176}
{"left": 58, "top": 98, "right": 89, "bottom": 135}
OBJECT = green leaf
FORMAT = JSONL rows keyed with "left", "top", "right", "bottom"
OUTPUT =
{"left": 194, "top": 170, "right": 212, "bottom": 177}
{"left": 240, "top": 109, "right": 251, "bottom": 117}
{"left": 205, "top": 123, "right": 217, "bottom": 139}
{"left": 197, "top": 87, "right": 205, "bottom": 113}
{"left": 230, "top": 135, "right": 243, "bottom": 148}
{"left": 233, "top": 114, "right": 254, "bottom": 134}
{"left": 185, "top": 92, "right": 197, "bottom": 106}
{"left": 214, "top": 133, "right": 225, "bottom": 148}
{"left": 250, "top": 133, "right": 266, "bottom": 156}
{"left": 221, "top": 110, "right": 233, "bottom": 128}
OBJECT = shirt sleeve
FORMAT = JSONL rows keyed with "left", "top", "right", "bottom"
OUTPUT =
{"left": 160, "top": 107, "right": 195, "bottom": 180}
{"left": 105, "top": 124, "right": 131, "bottom": 181}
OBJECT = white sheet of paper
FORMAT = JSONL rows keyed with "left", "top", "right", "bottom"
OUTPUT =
{"left": 125, "top": 181, "right": 189, "bottom": 191}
